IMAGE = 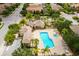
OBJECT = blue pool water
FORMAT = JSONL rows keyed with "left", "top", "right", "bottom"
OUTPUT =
{"left": 40, "top": 32, "right": 54, "bottom": 48}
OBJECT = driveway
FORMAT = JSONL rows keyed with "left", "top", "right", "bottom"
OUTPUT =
{"left": 50, "top": 4, "right": 79, "bottom": 25}
{"left": 60, "top": 12, "right": 79, "bottom": 25}
{"left": 0, "top": 4, "right": 24, "bottom": 56}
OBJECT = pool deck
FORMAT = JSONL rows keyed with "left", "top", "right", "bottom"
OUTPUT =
{"left": 32, "top": 29, "right": 72, "bottom": 55}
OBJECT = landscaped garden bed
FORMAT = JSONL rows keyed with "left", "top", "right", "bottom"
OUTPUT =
{"left": 53, "top": 17, "right": 79, "bottom": 55}
{"left": 4, "top": 18, "right": 27, "bottom": 45}
{"left": 58, "top": 3, "right": 75, "bottom": 14}
{"left": 4, "top": 23, "right": 20, "bottom": 45}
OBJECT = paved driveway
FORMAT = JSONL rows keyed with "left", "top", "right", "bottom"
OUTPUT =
{"left": 60, "top": 12, "right": 79, "bottom": 25}
{"left": 0, "top": 4, "right": 24, "bottom": 56}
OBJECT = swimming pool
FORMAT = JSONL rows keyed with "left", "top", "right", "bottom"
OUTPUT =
{"left": 40, "top": 32, "right": 54, "bottom": 48}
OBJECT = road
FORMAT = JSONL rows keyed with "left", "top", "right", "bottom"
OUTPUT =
{"left": 0, "top": 4, "right": 24, "bottom": 56}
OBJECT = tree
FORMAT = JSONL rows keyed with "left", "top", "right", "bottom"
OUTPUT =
{"left": 0, "top": 18, "right": 2, "bottom": 22}
{"left": 34, "top": 14, "right": 40, "bottom": 20}
{"left": 8, "top": 24, "right": 20, "bottom": 33}
{"left": 51, "top": 11, "right": 60, "bottom": 18}
{"left": 5, "top": 32, "right": 15, "bottom": 45}
{"left": 30, "top": 39, "right": 39, "bottom": 56}
{"left": 54, "top": 17, "right": 72, "bottom": 31}
{"left": 61, "top": 28, "right": 69, "bottom": 35}
{"left": 34, "top": 39, "right": 39, "bottom": 48}
{"left": 31, "top": 39, "right": 39, "bottom": 48}
{"left": 32, "top": 48, "right": 40, "bottom": 56}
{"left": 19, "top": 19, "right": 27, "bottom": 26}
{"left": 43, "top": 3, "right": 52, "bottom": 16}
{"left": 61, "top": 3, "right": 75, "bottom": 14}
{"left": 42, "top": 46, "right": 50, "bottom": 56}
{"left": 1, "top": 4, "right": 20, "bottom": 17}
{"left": 26, "top": 12, "right": 33, "bottom": 20}
{"left": 12, "top": 47, "right": 33, "bottom": 56}
{"left": 20, "top": 4, "right": 29, "bottom": 16}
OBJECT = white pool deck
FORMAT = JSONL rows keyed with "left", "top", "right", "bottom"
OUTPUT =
{"left": 32, "top": 29, "right": 72, "bottom": 56}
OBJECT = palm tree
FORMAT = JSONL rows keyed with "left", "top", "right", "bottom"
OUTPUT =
{"left": 19, "top": 18, "right": 27, "bottom": 26}
{"left": 31, "top": 39, "right": 39, "bottom": 56}
{"left": 34, "top": 39, "right": 39, "bottom": 48}
{"left": 42, "top": 46, "right": 51, "bottom": 56}
{"left": 61, "top": 28, "right": 69, "bottom": 35}
{"left": 32, "top": 48, "right": 40, "bottom": 56}
{"left": 31, "top": 39, "right": 39, "bottom": 47}
{"left": 30, "top": 39, "right": 35, "bottom": 48}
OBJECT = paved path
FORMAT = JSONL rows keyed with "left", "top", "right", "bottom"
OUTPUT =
{"left": 60, "top": 12, "right": 79, "bottom": 25}
{"left": 50, "top": 4, "right": 79, "bottom": 25}
{"left": 0, "top": 4, "right": 24, "bottom": 56}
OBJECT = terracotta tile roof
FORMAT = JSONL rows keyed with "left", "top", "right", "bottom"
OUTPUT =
{"left": 26, "top": 3, "right": 43, "bottom": 12}
{"left": 0, "top": 4, "right": 12, "bottom": 13}
{"left": 20, "top": 25, "right": 32, "bottom": 43}
{"left": 28, "top": 20, "right": 45, "bottom": 28}
{"left": 51, "top": 3, "right": 62, "bottom": 11}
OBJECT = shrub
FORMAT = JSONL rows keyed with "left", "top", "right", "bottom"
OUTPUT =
{"left": 19, "top": 19, "right": 27, "bottom": 25}
{"left": 26, "top": 12, "right": 33, "bottom": 19}
{"left": 0, "top": 22, "right": 1, "bottom": 25}
{"left": 72, "top": 16, "right": 79, "bottom": 20}
{"left": 54, "top": 17, "right": 72, "bottom": 31}
{"left": 59, "top": 3, "right": 75, "bottom": 14}
{"left": 4, "top": 23, "right": 20, "bottom": 45}
{"left": 5, "top": 31, "right": 15, "bottom": 45}
{"left": 51, "top": 11, "right": 60, "bottom": 18}
{"left": 20, "top": 3, "right": 29, "bottom": 16}
{"left": 43, "top": 3, "right": 52, "bottom": 16}
{"left": 1, "top": 4, "right": 20, "bottom": 17}
{"left": 54, "top": 17, "right": 79, "bottom": 55}
{"left": 8, "top": 24, "right": 20, "bottom": 33}
{"left": 12, "top": 47, "right": 33, "bottom": 56}
{"left": 72, "top": 16, "right": 79, "bottom": 22}
{"left": 0, "top": 18, "right": 2, "bottom": 22}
